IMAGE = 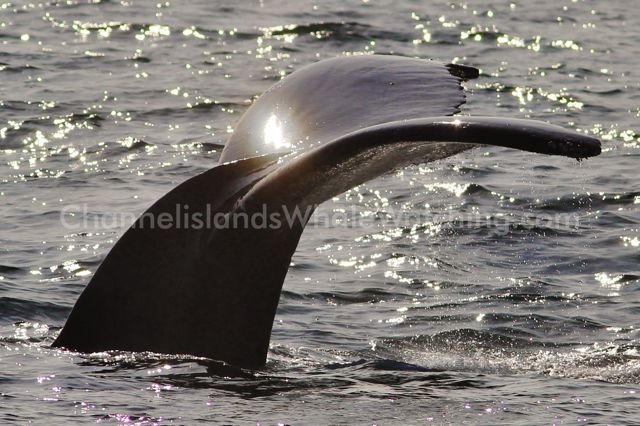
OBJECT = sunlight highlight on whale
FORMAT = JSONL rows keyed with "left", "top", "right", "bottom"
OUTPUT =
{"left": 264, "top": 115, "right": 289, "bottom": 150}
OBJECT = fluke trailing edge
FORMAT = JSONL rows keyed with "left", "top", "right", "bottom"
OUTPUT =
{"left": 53, "top": 55, "right": 601, "bottom": 367}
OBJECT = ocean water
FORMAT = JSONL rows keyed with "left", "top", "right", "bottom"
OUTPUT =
{"left": 1, "top": 0, "right": 639, "bottom": 424}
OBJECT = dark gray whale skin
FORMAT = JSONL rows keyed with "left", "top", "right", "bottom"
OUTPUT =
{"left": 52, "top": 55, "right": 601, "bottom": 368}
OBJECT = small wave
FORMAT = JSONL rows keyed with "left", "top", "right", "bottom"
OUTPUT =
{"left": 535, "top": 191, "right": 640, "bottom": 211}
{"left": 98, "top": 138, "right": 152, "bottom": 157}
{"left": 0, "top": 265, "right": 23, "bottom": 274}
{"left": 0, "top": 321, "right": 57, "bottom": 345}
{"left": 285, "top": 288, "right": 409, "bottom": 305}
{"left": 460, "top": 182, "right": 492, "bottom": 196}
{"left": 378, "top": 333, "right": 640, "bottom": 384}
{"left": 445, "top": 216, "right": 581, "bottom": 240}
{"left": 0, "top": 62, "right": 40, "bottom": 73}
{"left": 582, "top": 88, "right": 625, "bottom": 96}
{"left": 0, "top": 125, "right": 38, "bottom": 149}
{"left": 264, "top": 21, "right": 414, "bottom": 44}
{"left": 0, "top": 298, "right": 70, "bottom": 323}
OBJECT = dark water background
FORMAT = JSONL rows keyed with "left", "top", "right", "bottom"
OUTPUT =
{"left": 1, "top": 0, "right": 639, "bottom": 424}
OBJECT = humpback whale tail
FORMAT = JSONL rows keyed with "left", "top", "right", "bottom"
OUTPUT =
{"left": 53, "top": 55, "right": 600, "bottom": 368}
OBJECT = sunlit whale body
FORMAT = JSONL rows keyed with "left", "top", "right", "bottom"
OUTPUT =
{"left": 53, "top": 55, "right": 601, "bottom": 367}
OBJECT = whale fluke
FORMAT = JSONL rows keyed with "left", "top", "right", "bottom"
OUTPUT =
{"left": 244, "top": 116, "right": 600, "bottom": 213}
{"left": 53, "top": 55, "right": 601, "bottom": 367}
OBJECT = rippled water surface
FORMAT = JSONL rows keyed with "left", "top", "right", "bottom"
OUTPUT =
{"left": 1, "top": 0, "right": 639, "bottom": 424}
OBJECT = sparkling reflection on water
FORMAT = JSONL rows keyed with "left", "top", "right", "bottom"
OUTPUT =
{"left": 1, "top": 0, "right": 639, "bottom": 423}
